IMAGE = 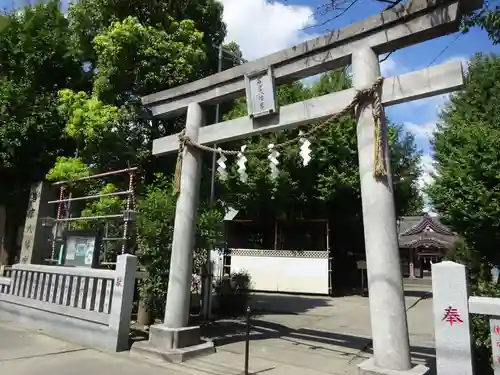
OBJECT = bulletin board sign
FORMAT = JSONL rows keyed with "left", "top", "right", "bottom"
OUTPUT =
{"left": 62, "top": 229, "right": 102, "bottom": 268}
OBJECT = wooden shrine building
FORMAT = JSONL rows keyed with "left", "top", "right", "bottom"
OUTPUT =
{"left": 398, "top": 214, "right": 459, "bottom": 278}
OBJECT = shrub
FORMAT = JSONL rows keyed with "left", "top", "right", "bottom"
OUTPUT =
{"left": 215, "top": 271, "right": 252, "bottom": 317}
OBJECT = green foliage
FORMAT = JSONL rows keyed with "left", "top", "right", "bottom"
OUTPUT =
{"left": 71, "top": 184, "right": 125, "bottom": 253}
{"left": 80, "top": 184, "right": 124, "bottom": 220}
{"left": 0, "top": 0, "right": 84, "bottom": 205}
{"left": 428, "top": 54, "right": 500, "bottom": 266}
{"left": 136, "top": 174, "right": 177, "bottom": 314}
{"left": 428, "top": 54, "right": 500, "bottom": 375}
{"left": 53, "top": 1, "right": 223, "bottom": 179}
{"left": 45, "top": 156, "right": 90, "bottom": 181}
{"left": 57, "top": 89, "right": 123, "bottom": 142}
{"left": 215, "top": 271, "right": 252, "bottom": 317}
{"left": 92, "top": 16, "right": 206, "bottom": 103}
{"left": 136, "top": 174, "right": 224, "bottom": 315}
{"left": 67, "top": 0, "right": 225, "bottom": 77}
{"left": 193, "top": 204, "right": 224, "bottom": 272}
{"left": 220, "top": 69, "right": 423, "bottom": 222}
{"left": 463, "top": 3, "right": 500, "bottom": 45}
{"left": 390, "top": 125, "right": 424, "bottom": 217}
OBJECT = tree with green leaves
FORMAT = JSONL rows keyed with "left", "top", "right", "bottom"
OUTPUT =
{"left": 0, "top": 0, "right": 85, "bottom": 262}
{"left": 68, "top": 0, "right": 225, "bottom": 79}
{"left": 40, "top": 0, "right": 229, "bottom": 315}
{"left": 427, "top": 53, "right": 500, "bottom": 374}
{"left": 428, "top": 54, "right": 500, "bottom": 267}
{"left": 220, "top": 69, "right": 423, "bottom": 222}
{"left": 463, "top": 1, "right": 500, "bottom": 45}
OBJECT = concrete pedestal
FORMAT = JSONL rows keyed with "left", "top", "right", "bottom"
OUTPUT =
{"left": 358, "top": 358, "right": 428, "bottom": 375}
{"left": 131, "top": 325, "right": 214, "bottom": 363}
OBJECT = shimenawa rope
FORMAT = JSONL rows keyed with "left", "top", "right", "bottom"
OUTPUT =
{"left": 174, "top": 77, "right": 386, "bottom": 194}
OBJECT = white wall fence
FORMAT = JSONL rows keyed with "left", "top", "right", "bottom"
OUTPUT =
{"left": 0, "top": 254, "right": 137, "bottom": 352}
{"left": 432, "top": 261, "right": 500, "bottom": 375}
{"left": 228, "top": 249, "right": 330, "bottom": 295}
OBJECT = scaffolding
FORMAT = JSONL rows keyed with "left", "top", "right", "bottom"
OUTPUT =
{"left": 45, "top": 167, "right": 137, "bottom": 266}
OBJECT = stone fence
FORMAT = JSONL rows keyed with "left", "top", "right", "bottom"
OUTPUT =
{"left": 0, "top": 254, "right": 137, "bottom": 352}
{"left": 432, "top": 261, "right": 500, "bottom": 375}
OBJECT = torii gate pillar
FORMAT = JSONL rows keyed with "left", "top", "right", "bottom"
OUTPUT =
{"left": 353, "top": 47, "right": 426, "bottom": 375}
{"left": 132, "top": 103, "right": 215, "bottom": 362}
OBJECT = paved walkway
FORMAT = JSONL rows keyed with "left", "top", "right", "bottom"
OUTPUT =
{"left": 0, "top": 279, "right": 436, "bottom": 375}
{"left": 0, "top": 323, "right": 193, "bottom": 375}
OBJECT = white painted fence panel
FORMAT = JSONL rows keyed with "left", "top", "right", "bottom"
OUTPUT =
{"left": 229, "top": 249, "right": 329, "bottom": 294}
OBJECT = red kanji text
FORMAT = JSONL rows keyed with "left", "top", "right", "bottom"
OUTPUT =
{"left": 442, "top": 306, "right": 463, "bottom": 326}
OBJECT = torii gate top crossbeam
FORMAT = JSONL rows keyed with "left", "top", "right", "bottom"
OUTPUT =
{"left": 152, "top": 60, "right": 464, "bottom": 156}
{"left": 142, "top": 0, "right": 481, "bottom": 119}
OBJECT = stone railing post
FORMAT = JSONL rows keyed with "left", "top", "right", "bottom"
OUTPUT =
{"left": 108, "top": 254, "right": 137, "bottom": 351}
{"left": 432, "top": 261, "right": 474, "bottom": 375}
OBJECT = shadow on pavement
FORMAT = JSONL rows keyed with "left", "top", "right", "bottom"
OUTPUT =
{"left": 404, "top": 290, "right": 432, "bottom": 299}
{"left": 128, "top": 328, "right": 149, "bottom": 348}
{"left": 249, "top": 294, "right": 332, "bottom": 315}
{"left": 201, "top": 318, "right": 437, "bottom": 375}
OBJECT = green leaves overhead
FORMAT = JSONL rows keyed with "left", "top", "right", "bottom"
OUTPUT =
{"left": 0, "top": 0, "right": 83, "bottom": 205}
{"left": 46, "top": 156, "right": 90, "bottom": 182}
{"left": 57, "top": 89, "right": 123, "bottom": 142}
{"left": 67, "top": 0, "right": 225, "bottom": 75}
{"left": 92, "top": 16, "right": 206, "bottom": 103}
{"left": 463, "top": 4, "right": 500, "bottom": 45}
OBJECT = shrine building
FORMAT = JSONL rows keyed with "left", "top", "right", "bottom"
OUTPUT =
{"left": 398, "top": 214, "right": 459, "bottom": 279}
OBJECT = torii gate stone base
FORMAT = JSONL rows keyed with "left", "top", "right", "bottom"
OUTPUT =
{"left": 131, "top": 0, "right": 483, "bottom": 372}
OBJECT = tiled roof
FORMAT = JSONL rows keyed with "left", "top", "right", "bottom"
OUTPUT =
{"left": 398, "top": 214, "right": 458, "bottom": 249}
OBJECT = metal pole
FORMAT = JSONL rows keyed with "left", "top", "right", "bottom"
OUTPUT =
{"left": 47, "top": 190, "right": 132, "bottom": 204}
{"left": 202, "top": 45, "right": 223, "bottom": 321}
{"left": 52, "top": 167, "right": 138, "bottom": 186}
{"left": 51, "top": 186, "right": 64, "bottom": 262}
{"left": 210, "top": 44, "right": 223, "bottom": 203}
{"left": 244, "top": 306, "right": 251, "bottom": 375}
{"left": 121, "top": 171, "right": 134, "bottom": 254}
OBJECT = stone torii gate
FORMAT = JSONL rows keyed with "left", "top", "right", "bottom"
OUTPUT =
{"left": 132, "top": 0, "right": 482, "bottom": 373}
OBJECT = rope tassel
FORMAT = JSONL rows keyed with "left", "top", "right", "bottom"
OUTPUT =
{"left": 173, "top": 130, "right": 186, "bottom": 195}
{"left": 371, "top": 79, "right": 387, "bottom": 179}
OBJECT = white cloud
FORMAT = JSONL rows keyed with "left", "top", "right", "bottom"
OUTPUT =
{"left": 418, "top": 154, "right": 436, "bottom": 189}
{"left": 380, "top": 55, "right": 397, "bottom": 76}
{"left": 443, "top": 55, "right": 470, "bottom": 72}
{"left": 404, "top": 121, "right": 437, "bottom": 141}
{"left": 219, "top": 0, "right": 316, "bottom": 61}
{"left": 418, "top": 154, "right": 438, "bottom": 214}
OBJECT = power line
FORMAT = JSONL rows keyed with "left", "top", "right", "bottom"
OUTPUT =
{"left": 303, "top": 0, "right": 361, "bottom": 30}
{"left": 427, "top": 33, "right": 462, "bottom": 67}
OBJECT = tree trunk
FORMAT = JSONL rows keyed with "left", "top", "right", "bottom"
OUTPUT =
{"left": 137, "top": 299, "right": 153, "bottom": 326}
